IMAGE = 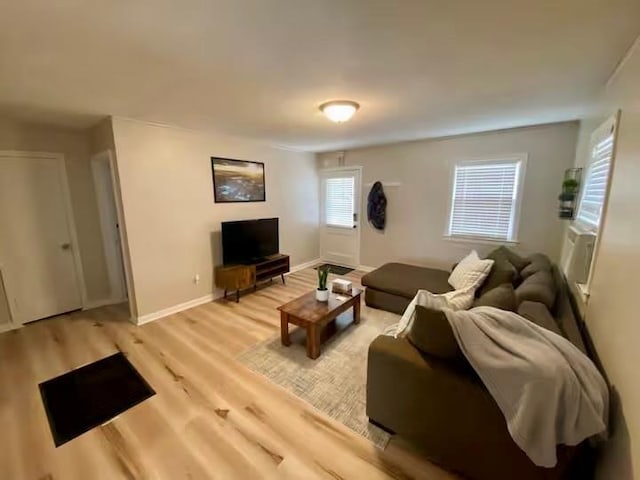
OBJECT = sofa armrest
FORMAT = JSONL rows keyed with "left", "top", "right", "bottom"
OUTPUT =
{"left": 367, "top": 335, "right": 531, "bottom": 474}
{"left": 367, "top": 335, "right": 487, "bottom": 435}
{"left": 367, "top": 336, "right": 580, "bottom": 480}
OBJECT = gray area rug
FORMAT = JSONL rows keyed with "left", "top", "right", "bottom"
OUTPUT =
{"left": 237, "top": 307, "right": 399, "bottom": 449}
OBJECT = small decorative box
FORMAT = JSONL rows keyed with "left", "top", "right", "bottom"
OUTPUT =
{"left": 331, "top": 278, "right": 352, "bottom": 294}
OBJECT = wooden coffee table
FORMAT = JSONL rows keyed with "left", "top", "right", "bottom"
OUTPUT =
{"left": 277, "top": 288, "right": 362, "bottom": 359}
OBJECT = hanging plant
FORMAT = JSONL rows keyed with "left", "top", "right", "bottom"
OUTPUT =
{"left": 562, "top": 178, "right": 579, "bottom": 194}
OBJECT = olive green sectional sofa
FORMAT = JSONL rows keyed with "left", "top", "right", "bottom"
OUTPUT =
{"left": 363, "top": 247, "right": 593, "bottom": 480}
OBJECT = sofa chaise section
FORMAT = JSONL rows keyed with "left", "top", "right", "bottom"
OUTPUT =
{"left": 361, "top": 262, "right": 452, "bottom": 314}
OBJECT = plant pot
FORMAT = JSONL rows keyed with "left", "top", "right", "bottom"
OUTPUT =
{"left": 316, "top": 289, "right": 330, "bottom": 302}
{"left": 558, "top": 192, "right": 576, "bottom": 201}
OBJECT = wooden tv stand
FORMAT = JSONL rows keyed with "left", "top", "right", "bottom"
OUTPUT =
{"left": 214, "top": 254, "right": 290, "bottom": 302}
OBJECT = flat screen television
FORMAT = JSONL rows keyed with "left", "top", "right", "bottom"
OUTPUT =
{"left": 221, "top": 218, "right": 279, "bottom": 265}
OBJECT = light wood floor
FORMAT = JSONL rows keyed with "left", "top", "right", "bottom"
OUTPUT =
{"left": 0, "top": 268, "right": 459, "bottom": 480}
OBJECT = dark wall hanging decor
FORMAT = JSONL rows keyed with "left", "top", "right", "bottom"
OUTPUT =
{"left": 367, "top": 181, "right": 387, "bottom": 230}
{"left": 211, "top": 157, "right": 266, "bottom": 203}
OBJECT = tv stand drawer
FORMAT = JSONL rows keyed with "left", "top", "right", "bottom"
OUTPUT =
{"left": 215, "top": 254, "right": 290, "bottom": 301}
{"left": 214, "top": 265, "right": 255, "bottom": 290}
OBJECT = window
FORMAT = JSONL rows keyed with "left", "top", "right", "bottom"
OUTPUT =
{"left": 447, "top": 156, "right": 526, "bottom": 242}
{"left": 576, "top": 118, "right": 617, "bottom": 231}
{"left": 325, "top": 176, "right": 355, "bottom": 227}
{"left": 572, "top": 113, "right": 618, "bottom": 299}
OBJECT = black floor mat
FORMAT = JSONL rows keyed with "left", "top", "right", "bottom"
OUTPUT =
{"left": 39, "top": 352, "right": 155, "bottom": 446}
{"left": 314, "top": 263, "right": 354, "bottom": 275}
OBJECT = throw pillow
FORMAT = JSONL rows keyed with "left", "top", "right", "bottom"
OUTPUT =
{"left": 448, "top": 250, "right": 494, "bottom": 290}
{"left": 407, "top": 305, "right": 462, "bottom": 360}
{"left": 476, "top": 257, "right": 517, "bottom": 297}
{"left": 473, "top": 283, "right": 517, "bottom": 311}
{"left": 520, "top": 253, "right": 552, "bottom": 280}
{"left": 489, "top": 246, "right": 530, "bottom": 271}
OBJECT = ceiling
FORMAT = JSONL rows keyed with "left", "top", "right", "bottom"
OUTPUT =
{"left": 1, "top": 0, "right": 639, "bottom": 152}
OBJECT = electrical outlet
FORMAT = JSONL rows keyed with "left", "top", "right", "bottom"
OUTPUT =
{"left": 193, "top": 274, "right": 200, "bottom": 284}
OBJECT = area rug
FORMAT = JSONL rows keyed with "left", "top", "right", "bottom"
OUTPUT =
{"left": 237, "top": 307, "right": 399, "bottom": 448}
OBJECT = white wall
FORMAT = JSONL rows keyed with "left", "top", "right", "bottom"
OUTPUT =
{"left": 575, "top": 41, "right": 640, "bottom": 480}
{"left": 111, "top": 118, "right": 319, "bottom": 319}
{"left": 318, "top": 122, "right": 578, "bottom": 269}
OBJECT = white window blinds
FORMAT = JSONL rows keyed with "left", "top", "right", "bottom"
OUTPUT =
{"left": 448, "top": 158, "right": 524, "bottom": 241}
{"left": 325, "top": 177, "right": 354, "bottom": 227}
{"left": 576, "top": 128, "right": 615, "bottom": 230}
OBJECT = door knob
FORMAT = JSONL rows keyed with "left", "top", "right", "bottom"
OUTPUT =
{"left": 61, "top": 243, "right": 71, "bottom": 250}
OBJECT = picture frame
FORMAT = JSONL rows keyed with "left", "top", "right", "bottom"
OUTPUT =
{"left": 211, "top": 157, "right": 266, "bottom": 203}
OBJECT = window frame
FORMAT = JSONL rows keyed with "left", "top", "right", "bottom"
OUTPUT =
{"left": 572, "top": 112, "right": 619, "bottom": 300}
{"left": 574, "top": 115, "right": 618, "bottom": 234}
{"left": 323, "top": 175, "right": 356, "bottom": 229}
{"left": 444, "top": 154, "right": 528, "bottom": 245}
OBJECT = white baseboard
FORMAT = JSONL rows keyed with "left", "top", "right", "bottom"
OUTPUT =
{"left": 135, "top": 293, "right": 221, "bottom": 326}
{"left": 0, "top": 322, "right": 20, "bottom": 334}
{"left": 289, "top": 258, "right": 321, "bottom": 273}
{"left": 357, "top": 265, "right": 377, "bottom": 272}
{"left": 134, "top": 258, "right": 321, "bottom": 326}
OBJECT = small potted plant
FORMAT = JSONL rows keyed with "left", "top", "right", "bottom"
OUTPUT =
{"left": 316, "top": 265, "right": 330, "bottom": 302}
{"left": 562, "top": 178, "right": 579, "bottom": 196}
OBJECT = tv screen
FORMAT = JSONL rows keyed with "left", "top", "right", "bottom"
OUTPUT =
{"left": 221, "top": 218, "right": 279, "bottom": 265}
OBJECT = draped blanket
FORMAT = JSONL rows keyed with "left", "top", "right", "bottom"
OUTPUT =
{"left": 444, "top": 306, "right": 608, "bottom": 467}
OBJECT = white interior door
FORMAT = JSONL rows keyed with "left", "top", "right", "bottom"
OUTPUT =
{"left": 92, "top": 151, "right": 127, "bottom": 303}
{"left": 0, "top": 153, "right": 83, "bottom": 324}
{"left": 320, "top": 167, "right": 362, "bottom": 267}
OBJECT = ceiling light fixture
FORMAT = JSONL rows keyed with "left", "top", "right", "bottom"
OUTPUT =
{"left": 319, "top": 100, "right": 360, "bottom": 123}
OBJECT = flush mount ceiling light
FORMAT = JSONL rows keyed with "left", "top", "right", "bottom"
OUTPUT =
{"left": 319, "top": 100, "right": 360, "bottom": 123}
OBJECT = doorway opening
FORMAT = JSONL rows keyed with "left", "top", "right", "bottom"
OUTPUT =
{"left": 91, "top": 150, "right": 129, "bottom": 308}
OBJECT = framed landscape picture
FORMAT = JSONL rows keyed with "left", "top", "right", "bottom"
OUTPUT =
{"left": 211, "top": 157, "right": 266, "bottom": 203}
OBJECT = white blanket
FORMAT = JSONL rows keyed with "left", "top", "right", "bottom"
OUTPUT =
{"left": 444, "top": 306, "right": 609, "bottom": 467}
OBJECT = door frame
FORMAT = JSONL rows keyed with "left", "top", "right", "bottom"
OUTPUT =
{"left": 319, "top": 166, "right": 363, "bottom": 267}
{"left": 0, "top": 265, "right": 16, "bottom": 333}
{"left": 91, "top": 150, "right": 128, "bottom": 305}
{"left": 0, "top": 150, "right": 88, "bottom": 326}
{"left": 90, "top": 149, "right": 136, "bottom": 319}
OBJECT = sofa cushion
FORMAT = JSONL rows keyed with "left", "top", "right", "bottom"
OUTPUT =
{"left": 521, "top": 253, "right": 552, "bottom": 280}
{"left": 365, "top": 287, "right": 412, "bottom": 315}
{"left": 473, "top": 283, "right": 517, "bottom": 311}
{"left": 361, "top": 263, "right": 452, "bottom": 299}
{"left": 515, "top": 270, "right": 557, "bottom": 309}
{"left": 517, "top": 301, "right": 563, "bottom": 337}
{"left": 476, "top": 257, "right": 517, "bottom": 297}
{"left": 448, "top": 251, "right": 494, "bottom": 290}
{"left": 488, "top": 246, "right": 531, "bottom": 270}
{"left": 407, "top": 305, "right": 462, "bottom": 360}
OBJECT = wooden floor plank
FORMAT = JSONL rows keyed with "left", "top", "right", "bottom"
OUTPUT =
{"left": 0, "top": 268, "right": 459, "bottom": 480}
